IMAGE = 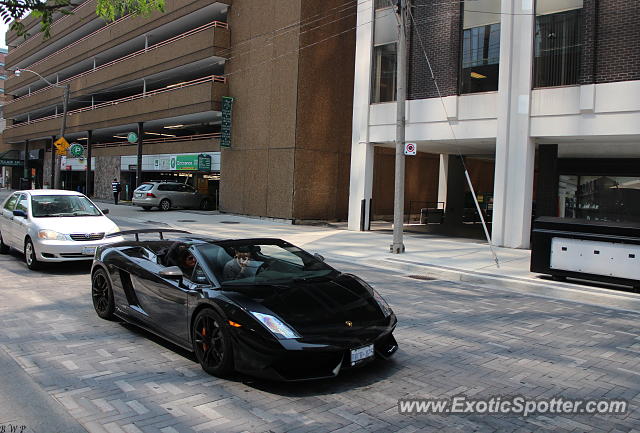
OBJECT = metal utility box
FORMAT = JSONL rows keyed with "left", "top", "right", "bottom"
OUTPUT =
{"left": 531, "top": 217, "right": 640, "bottom": 287}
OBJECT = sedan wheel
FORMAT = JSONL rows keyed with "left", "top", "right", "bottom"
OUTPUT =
{"left": 24, "top": 238, "right": 41, "bottom": 270}
{"left": 199, "top": 199, "right": 210, "bottom": 210}
{"left": 0, "top": 231, "right": 9, "bottom": 254}
{"left": 160, "top": 199, "right": 171, "bottom": 211}
{"left": 192, "top": 309, "right": 233, "bottom": 376}
{"left": 92, "top": 268, "right": 115, "bottom": 319}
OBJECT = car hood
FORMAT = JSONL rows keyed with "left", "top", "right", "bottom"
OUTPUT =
{"left": 32, "top": 215, "right": 119, "bottom": 235}
{"left": 226, "top": 274, "right": 387, "bottom": 334}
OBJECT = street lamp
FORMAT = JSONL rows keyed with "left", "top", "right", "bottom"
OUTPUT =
{"left": 14, "top": 68, "right": 70, "bottom": 189}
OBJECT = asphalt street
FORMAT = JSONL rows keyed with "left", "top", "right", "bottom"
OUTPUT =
{"left": 1, "top": 219, "right": 640, "bottom": 432}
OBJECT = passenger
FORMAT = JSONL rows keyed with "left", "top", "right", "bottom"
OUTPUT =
{"left": 223, "top": 248, "right": 254, "bottom": 280}
{"left": 178, "top": 249, "right": 197, "bottom": 277}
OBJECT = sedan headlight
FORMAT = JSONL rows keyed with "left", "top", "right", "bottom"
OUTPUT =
{"left": 250, "top": 312, "right": 300, "bottom": 339}
{"left": 38, "top": 230, "right": 67, "bottom": 241}
{"left": 372, "top": 289, "right": 393, "bottom": 318}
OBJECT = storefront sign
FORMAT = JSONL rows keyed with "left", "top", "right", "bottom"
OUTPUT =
{"left": 127, "top": 132, "right": 138, "bottom": 143}
{"left": 121, "top": 153, "right": 220, "bottom": 172}
{"left": 220, "top": 96, "right": 234, "bottom": 148}
{"left": 0, "top": 159, "right": 22, "bottom": 167}
{"left": 60, "top": 156, "right": 96, "bottom": 171}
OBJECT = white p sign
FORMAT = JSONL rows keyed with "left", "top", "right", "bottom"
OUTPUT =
{"left": 404, "top": 142, "right": 416, "bottom": 156}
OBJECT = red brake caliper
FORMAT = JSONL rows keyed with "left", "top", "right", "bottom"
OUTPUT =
{"left": 202, "top": 327, "right": 208, "bottom": 352}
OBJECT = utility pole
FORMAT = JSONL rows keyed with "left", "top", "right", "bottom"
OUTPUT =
{"left": 55, "top": 84, "right": 70, "bottom": 189}
{"left": 391, "top": 0, "right": 407, "bottom": 254}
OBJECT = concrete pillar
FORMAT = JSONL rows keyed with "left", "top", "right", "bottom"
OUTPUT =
{"left": 348, "top": 0, "right": 375, "bottom": 231}
{"left": 437, "top": 154, "right": 449, "bottom": 209}
{"left": 491, "top": 0, "right": 536, "bottom": 248}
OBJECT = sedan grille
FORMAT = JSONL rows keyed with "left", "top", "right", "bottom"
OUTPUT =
{"left": 70, "top": 233, "right": 104, "bottom": 241}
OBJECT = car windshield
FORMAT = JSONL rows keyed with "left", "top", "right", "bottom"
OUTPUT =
{"left": 31, "top": 195, "right": 102, "bottom": 217}
{"left": 197, "top": 241, "right": 336, "bottom": 286}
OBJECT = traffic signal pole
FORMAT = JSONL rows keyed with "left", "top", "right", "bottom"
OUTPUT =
{"left": 391, "top": 0, "right": 407, "bottom": 254}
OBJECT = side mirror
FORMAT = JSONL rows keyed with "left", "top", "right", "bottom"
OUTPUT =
{"left": 102, "top": 209, "right": 110, "bottom": 215}
{"left": 12, "top": 209, "right": 27, "bottom": 218}
{"left": 159, "top": 266, "right": 183, "bottom": 280}
{"left": 314, "top": 253, "right": 325, "bottom": 262}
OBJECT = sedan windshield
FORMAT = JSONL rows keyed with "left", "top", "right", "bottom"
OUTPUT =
{"left": 197, "top": 241, "right": 336, "bottom": 285}
{"left": 31, "top": 195, "right": 102, "bottom": 217}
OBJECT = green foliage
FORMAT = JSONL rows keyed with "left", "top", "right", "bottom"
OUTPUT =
{"left": 96, "top": 0, "right": 164, "bottom": 22}
{"left": 1, "top": 0, "right": 165, "bottom": 39}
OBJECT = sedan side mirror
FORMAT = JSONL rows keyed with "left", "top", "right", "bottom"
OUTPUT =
{"left": 159, "top": 266, "right": 183, "bottom": 280}
{"left": 314, "top": 253, "right": 325, "bottom": 262}
{"left": 101, "top": 209, "right": 110, "bottom": 215}
{"left": 12, "top": 209, "right": 27, "bottom": 218}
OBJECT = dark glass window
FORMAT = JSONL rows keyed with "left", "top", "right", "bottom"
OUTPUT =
{"left": 559, "top": 175, "right": 640, "bottom": 223}
{"left": 460, "top": 23, "right": 501, "bottom": 93}
{"left": 371, "top": 43, "right": 397, "bottom": 103}
{"left": 534, "top": 9, "right": 582, "bottom": 87}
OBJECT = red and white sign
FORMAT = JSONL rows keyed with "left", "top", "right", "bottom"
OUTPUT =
{"left": 404, "top": 142, "right": 416, "bottom": 156}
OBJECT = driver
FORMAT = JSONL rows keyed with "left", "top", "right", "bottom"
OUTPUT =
{"left": 223, "top": 247, "right": 257, "bottom": 280}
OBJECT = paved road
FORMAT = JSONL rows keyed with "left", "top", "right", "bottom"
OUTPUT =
{"left": 1, "top": 243, "right": 639, "bottom": 432}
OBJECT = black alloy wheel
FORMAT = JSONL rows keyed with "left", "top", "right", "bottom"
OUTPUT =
{"left": 199, "top": 199, "right": 210, "bottom": 210}
{"left": 160, "top": 199, "right": 171, "bottom": 211}
{"left": 24, "top": 238, "right": 41, "bottom": 270}
{"left": 92, "top": 268, "right": 115, "bottom": 319}
{"left": 192, "top": 309, "right": 233, "bottom": 376}
{"left": 0, "top": 231, "right": 9, "bottom": 254}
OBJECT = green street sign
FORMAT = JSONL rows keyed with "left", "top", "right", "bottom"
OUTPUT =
{"left": 220, "top": 96, "right": 234, "bottom": 148}
{"left": 69, "top": 143, "right": 84, "bottom": 157}
{"left": 175, "top": 155, "right": 198, "bottom": 170}
{"left": 127, "top": 132, "right": 138, "bottom": 143}
{"left": 198, "top": 154, "right": 212, "bottom": 171}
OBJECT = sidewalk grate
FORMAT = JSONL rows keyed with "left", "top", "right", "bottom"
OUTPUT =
{"left": 177, "top": 220, "right": 196, "bottom": 223}
{"left": 220, "top": 221, "right": 240, "bottom": 224}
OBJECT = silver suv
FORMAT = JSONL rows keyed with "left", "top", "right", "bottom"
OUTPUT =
{"left": 132, "top": 182, "right": 210, "bottom": 211}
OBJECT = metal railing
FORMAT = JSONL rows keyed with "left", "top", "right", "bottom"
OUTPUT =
{"left": 92, "top": 133, "right": 221, "bottom": 149}
{"left": 6, "top": 75, "right": 226, "bottom": 129}
{"left": 9, "top": 0, "right": 94, "bottom": 53}
{"left": 7, "top": 20, "right": 229, "bottom": 107}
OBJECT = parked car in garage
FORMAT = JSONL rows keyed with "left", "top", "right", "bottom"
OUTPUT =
{"left": 132, "top": 181, "right": 210, "bottom": 211}
{"left": 0, "top": 190, "right": 121, "bottom": 270}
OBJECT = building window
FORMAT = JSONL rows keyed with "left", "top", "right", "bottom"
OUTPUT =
{"left": 460, "top": 0, "right": 501, "bottom": 94}
{"left": 559, "top": 175, "right": 640, "bottom": 223}
{"left": 534, "top": 0, "right": 583, "bottom": 87}
{"left": 371, "top": 4, "right": 398, "bottom": 103}
{"left": 372, "top": 43, "right": 397, "bottom": 103}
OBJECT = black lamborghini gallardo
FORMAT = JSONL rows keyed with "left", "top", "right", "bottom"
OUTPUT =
{"left": 91, "top": 229, "right": 398, "bottom": 381}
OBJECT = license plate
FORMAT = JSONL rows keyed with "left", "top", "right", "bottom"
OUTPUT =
{"left": 350, "top": 344, "right": 374, "bottom": 366}
{"left": 136, "top": 193, "right": 143, "bottom": 197}
{"left": 82, "top": 247, "right": 96, "bottom": 256}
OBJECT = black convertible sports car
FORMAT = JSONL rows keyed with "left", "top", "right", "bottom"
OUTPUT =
{"left": 91, "top": 229, "right": 398, "bottom": 381}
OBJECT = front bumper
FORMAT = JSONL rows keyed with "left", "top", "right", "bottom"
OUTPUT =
{"left": 231, "top": 324, "right": 398, "bottom": 381}
{"left": 34, "top": 236, "right": 123, "bottom": 262}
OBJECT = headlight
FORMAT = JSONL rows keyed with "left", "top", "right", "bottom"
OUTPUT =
{"left": 38, "top": 230, "right": 67, "bottom": 241}
{"left": 372, "top": 289, "right": 393, "bottom": 318}
{"left": 250, "top": 312, "right": 300, "bottom": 339}
{"left": 106, "top": 226, "right": 120, "bottom": 235}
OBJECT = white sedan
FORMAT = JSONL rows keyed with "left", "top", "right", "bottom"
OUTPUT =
{"left": 0, "top": 190, "right": 121, "bottom": 270}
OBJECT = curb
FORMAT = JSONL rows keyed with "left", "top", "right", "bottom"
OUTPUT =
{"left": 360, "top": 257, "right": 640, "bottom": 314}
